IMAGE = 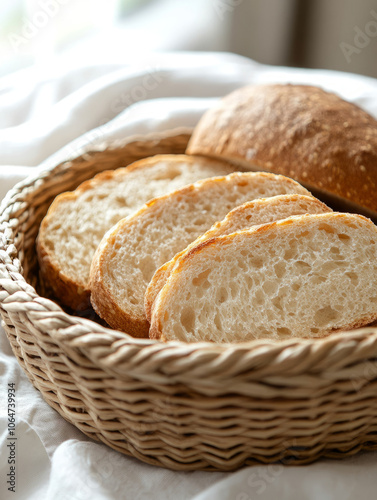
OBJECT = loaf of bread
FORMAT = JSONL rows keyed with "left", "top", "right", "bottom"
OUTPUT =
{"left": 150, "top": 213, "right": 377, "bottom": 343}
{"left": 36, "top": 154, "right": 235, "bottom": 310}
{"left": 144, "top": 194, "right": 331, "bottom": 322}
{"left": 187, "top": 84, "right": 377, "bottom": 214}
{"left": 89, "top": 172, "right": 311, "bottom": 337}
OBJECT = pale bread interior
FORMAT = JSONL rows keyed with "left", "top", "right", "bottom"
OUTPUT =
{"left": 144, "top": 194, "right": 331, "bottom": 322}
{"left": 150, "top": 213, "right": 377, "bottom": 343}
{"left": 90, "top": 172, "right": 311, "bottom": 334}
{"left": 37, "top": 154, "right": 235, "bottom": 307}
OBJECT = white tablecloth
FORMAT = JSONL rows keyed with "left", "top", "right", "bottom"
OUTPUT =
{"left": 1, "top": 51, "right": 377, "bottom": 500}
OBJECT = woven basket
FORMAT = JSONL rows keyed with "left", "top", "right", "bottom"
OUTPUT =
{"left": 2, "top": 128, "right": 377, "bottom": 471}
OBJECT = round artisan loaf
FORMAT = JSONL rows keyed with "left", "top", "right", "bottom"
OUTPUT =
{"left": 186, "top": 84, "right": 377, "bottom": 213}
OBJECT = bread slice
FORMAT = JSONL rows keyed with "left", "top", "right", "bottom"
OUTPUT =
{"left": 150, "top": 213, "right": 377, "bottom": 343}
{"left": 89, "top": 172, "right": 311, "bottom": 337}
{"left": 36, "top": 154, "right": 236, "bottom": 310}
{"left": 144, "top": 194, "right": 331, "bottom": 322}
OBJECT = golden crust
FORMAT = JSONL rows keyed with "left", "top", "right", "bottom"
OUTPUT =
{"left": 36, "top": 233, "right": 91, "bottom": 311}
{"left": 176, "top": 212, "right": 372, "bottom": 265}
{"left": 144, "top": 263, "right": 172, "bottom": 323}
{"left": 89, "top": 226, "right": 150, "bottom": 338}
{"left": 187, "top": 84, "right": 377, "bottom": 212}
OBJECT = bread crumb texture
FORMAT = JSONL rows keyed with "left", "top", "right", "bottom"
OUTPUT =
{"left": 150, "top": 213, "right": 377, "bottom": 343}
{"left": 90, "top": 172, "right": 310, "bottom": 335}
{"left": 144, "top": 194, "right": 331, "bottom": 322}
{"left": 37, "top": 154, "right": 235, "bottom": 309}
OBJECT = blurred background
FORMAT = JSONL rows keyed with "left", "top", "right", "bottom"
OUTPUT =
{"left": 1, "top": 0, "right": 377, "bottom": 78}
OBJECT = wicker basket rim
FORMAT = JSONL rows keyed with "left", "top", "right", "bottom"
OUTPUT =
{"left": 2, "top": 127, "right": 377, "bottom": 389}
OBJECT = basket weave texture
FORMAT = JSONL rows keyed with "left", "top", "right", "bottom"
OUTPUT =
{"left": 1, "top": 129, "right": 377, "bottom": 471}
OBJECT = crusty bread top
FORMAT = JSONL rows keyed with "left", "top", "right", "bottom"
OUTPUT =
{"left": 144, "top": 194, "right": 331, "bottom": 322}
{"left": 150, "top": 212, "right": 377, "bottom": 343}
{"left": 187, "top": 84, "right": 377, "bottom": 212}
{"left": 36, "top": 154, "right": 235, "bottom": 310}
{"left": 89, "top": 172, "right": 311, "bottom": 337}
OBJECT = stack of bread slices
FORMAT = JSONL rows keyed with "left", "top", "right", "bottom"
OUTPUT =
{"left": 37, "top": 84, "right": 377, "bottom": 343}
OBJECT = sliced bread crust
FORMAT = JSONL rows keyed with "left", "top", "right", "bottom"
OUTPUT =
{"left": 150, "top": 213, "right": 377, "bottom": 343}
{"left": 89, "top": 172, "right": 311, "bottom": 337}
{"left": 144, "top": 194, "right": 331, "bottom": 322}
{"left": 37, "top": 154, "right": 235, "bottom": 310}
